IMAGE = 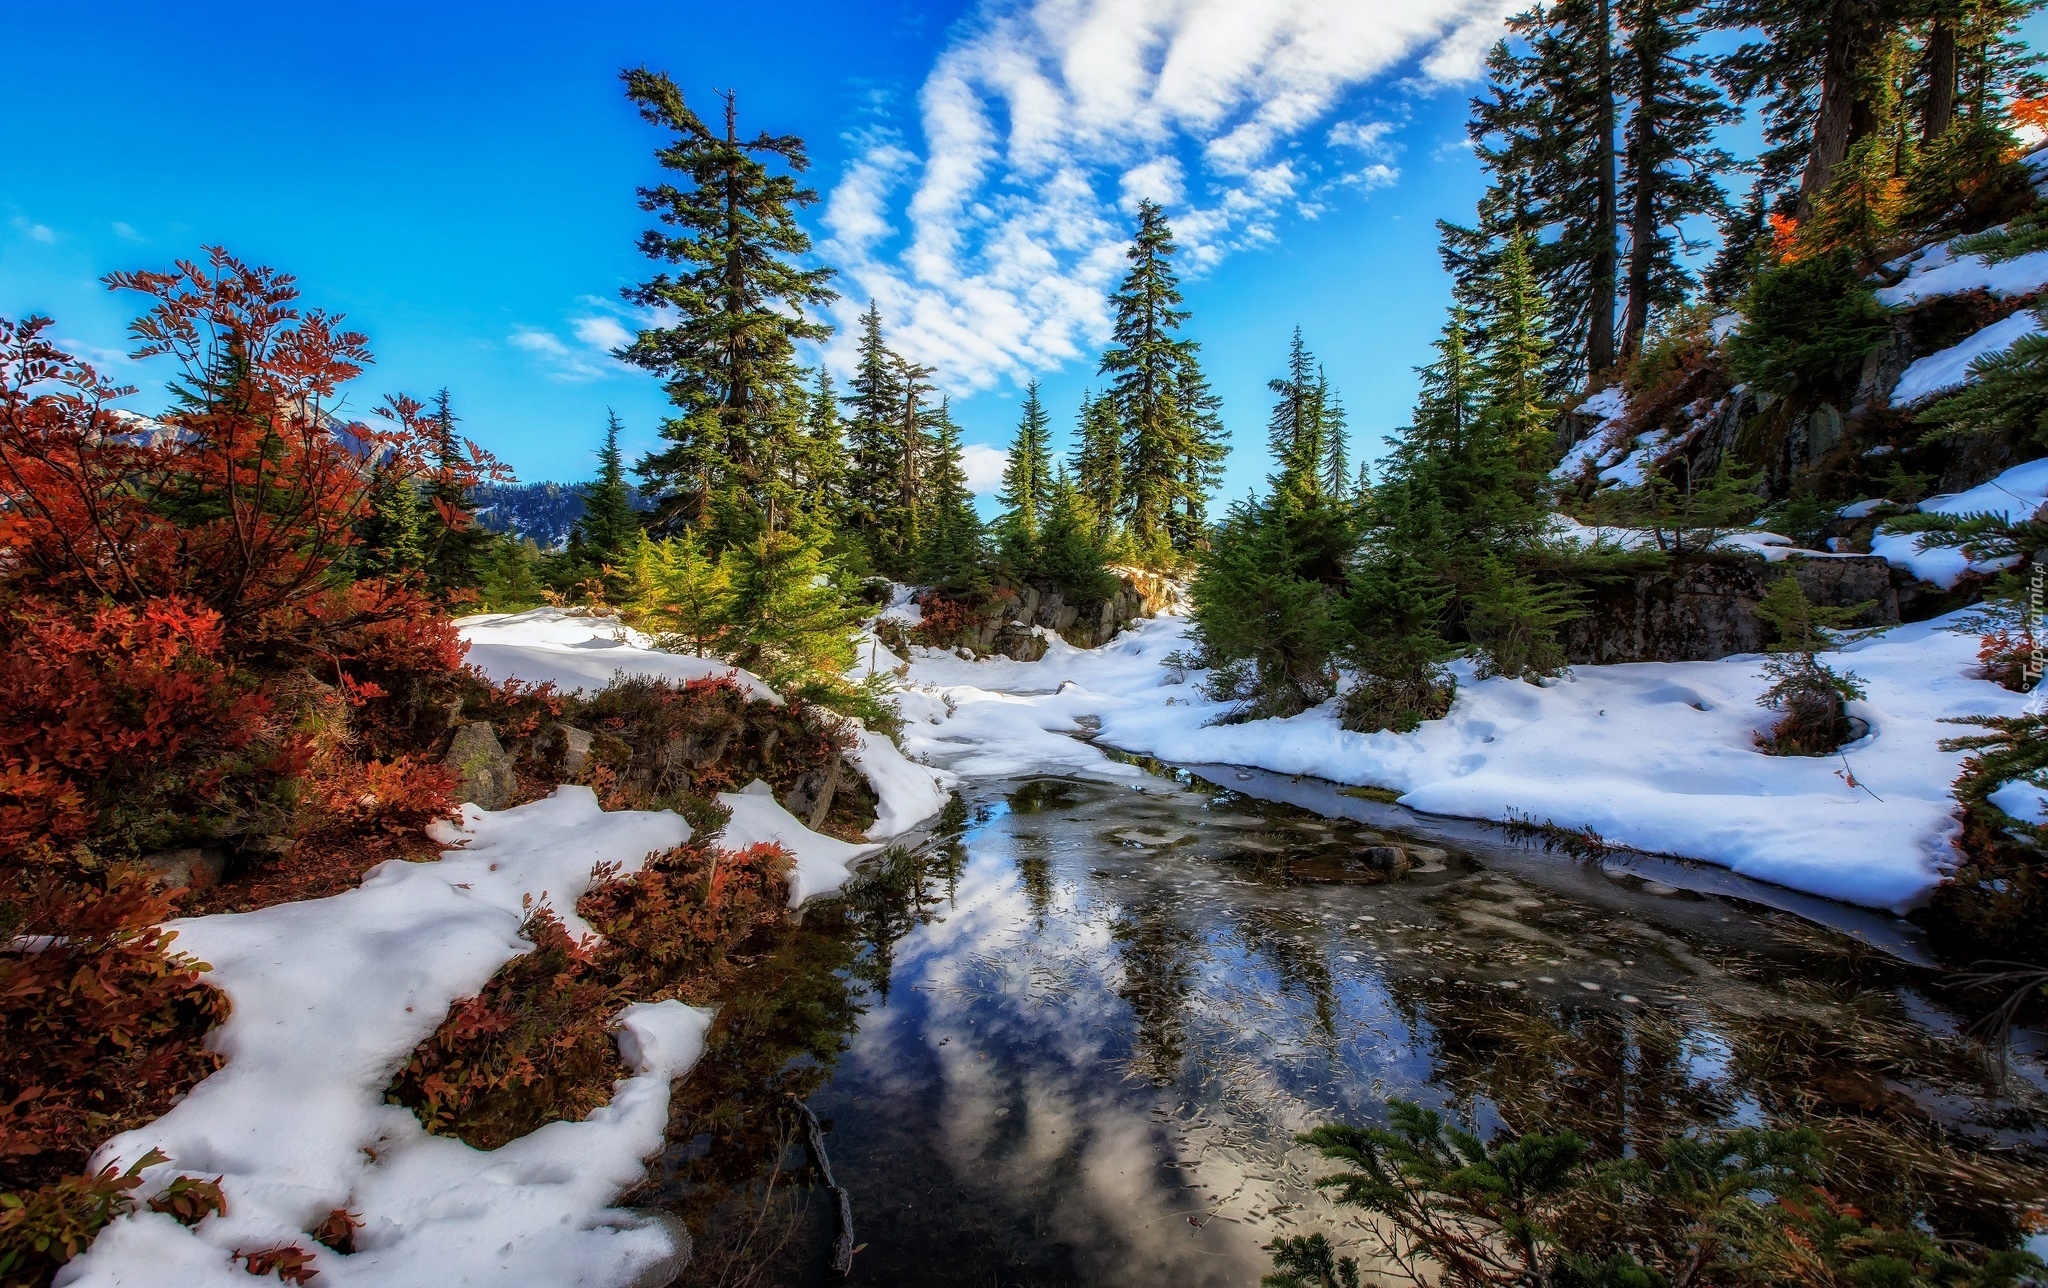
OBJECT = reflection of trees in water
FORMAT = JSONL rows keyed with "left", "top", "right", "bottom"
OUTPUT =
{"left": 1385, "top": 973, "right": 2048, "bottom": 1251}
{"left": 1014, "top": 831, "right": 1055, "bottom": 927}
{"left": 626, "top": 837, "right": 971, "bottom": 1283}
{"left": 1237, "top": 907, "right": 1340, "bottom": 1047}
{"left": 1111, "top": 897, "right": 1202, "bottom": 1086}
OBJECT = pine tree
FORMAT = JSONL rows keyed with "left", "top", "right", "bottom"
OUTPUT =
{"left": 1036, "top": 465, "right": 1120, "bottom": 603}
{"left": 618, "top": 71, "right": 837, "bottom": 542}
{"left": 917, "top": 402, "right": 986, "bottom": 595}
{"left": 722, "top": 521, "right": 864, "bottom": 688}
{"left": 569, "top": 409, "right": 640, "bottom": 574}
{"left": 1474, "top": 231, "right": 1557, "bottom": 471}
{"left": 1173, "top": 359, "right": 1229, "bottom": 549}
{"left": 1071, "top": 391, "right": 1123, "bottom": 543}
{"left": 997, "top": 379, "right": 1052, "bottom": 566}
{"left": 800, "top": 368, "right": 847, "bottom": 510}
{"left": 1616, "top": 0, "right": 1737, "bottom": 356}
{"left": 421, "top": 388, "right": 492, "bottom": 594}
{"left": 1099, "top": 199, "right": 1215, "bottom": 560}
{"left": 841, "top": 300, "right": 902, "bottom": 553}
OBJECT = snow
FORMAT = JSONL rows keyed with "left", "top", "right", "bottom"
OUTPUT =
{"left": 1838, "top": 498, "right": 1889, "bottom": 520}
{"left": 1872, "top": 457, "right": 2048, "bottom": 588}
{"left": 721, "top": 781, "right": 879, "bottom": 905}
{"left": 1890, "top": 309, "right": 2043, "bottom": 407}
{"left": 1990, "top": 779, "right": 2048, "bottom": 825}
{"left": 458, "top": 608, "right": 780, "bottom": 703}
{"left": 895, "top": 610, "right": 2032, "bottom": 915}
{"left": 60, "top": 789, "right": 705, "bottom": 1288}
{"left": 460, "top": 609, "right": 947, "bottom": 842}
{"left": 1875, "top": 242, "right": 2048, "bottom": 309}
{"left": 1553, "top": 386, "right": 1630, "bottom": 483}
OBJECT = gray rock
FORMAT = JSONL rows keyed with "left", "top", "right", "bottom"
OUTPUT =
{"left": 537, "top": 723, "right": 595, "bottom": 778}
{"left": 781, "top": 755, "right": 844, "bottom": 830}
{"left": 142, "top": 847, "right": 226, "bottom": 892}
{"left": 444, "top": 721, "right": 517, "bottom": 811}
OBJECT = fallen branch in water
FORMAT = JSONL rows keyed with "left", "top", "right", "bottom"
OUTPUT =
{"left": 787, "top": 1094, "right": 856, "bottom": 1276}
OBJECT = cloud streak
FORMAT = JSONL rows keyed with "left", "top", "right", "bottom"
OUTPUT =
{"left": 820, "top": 0, "right": 1517, "bottom": 391}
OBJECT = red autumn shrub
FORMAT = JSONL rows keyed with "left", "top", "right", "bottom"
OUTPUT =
{"left": 911, "top": 591, "right": 985, "bottom": 647}
{"left": 1, "top": 872, "right": 229, "bottom": 1191}
{"left": 0, "top": 1148, "right": 166, "bottom": 1287}
{"left": 1978, "top": 627, "right": 2042, "bottom": 694}
{"left": 388, "top": 839, "right": 792, "bottom": 1150}
{"left": 0, "top": 596, "right": 297, "bottom": 863}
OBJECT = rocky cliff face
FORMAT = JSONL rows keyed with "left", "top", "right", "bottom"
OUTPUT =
{"left": 1560, "top": 554, "right": 1906, "bottom": 665}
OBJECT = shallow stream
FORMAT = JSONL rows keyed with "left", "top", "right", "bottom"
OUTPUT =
{"left": 631, "top": 758, "right": 2048, "bottom": 1287}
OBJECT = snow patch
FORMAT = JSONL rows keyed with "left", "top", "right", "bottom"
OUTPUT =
{"left": 1872, "top": 457, "right": 2048, "bottom": 588}
{"left": 1876, "top": 243, "right": 2048, "bottom": 309}
{"left": 1890, "top": 309, "right": 2043, "bottom": 407}
{"left": 459, "top": 608, "right": 780, "bottom": 703}
{"left": 61, "top": 789, "right": 703, "bottom": 1288}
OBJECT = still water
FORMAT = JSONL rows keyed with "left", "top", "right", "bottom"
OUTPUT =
{"left": 630, "top": 761, "right": 2048, "bottom": 1287}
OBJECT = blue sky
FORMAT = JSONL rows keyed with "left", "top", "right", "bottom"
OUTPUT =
{"left": 3, "top": 0, "right": 1538, "bottom": 507}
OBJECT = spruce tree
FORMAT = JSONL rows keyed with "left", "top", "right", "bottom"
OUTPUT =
{"left": 1318, "top": 374, "right": 1350, "bottom": 502}
{"left": 360, "top": 471, "right": 424, "bottom": 579}
{"left": 722, "top": 521, "right": 865, "bottom": 688}
{"left": 1472, "top": 0, "right": 1621, "bottom": 382}
{"left": 618, "top": 71, "right": 837, "bottom": 541}
{"left": 1474, "top": 231, "right": 1557, "bottom": 471}
{"left": 997, "top": 379, "right": 1052, "bottom": 566}
{"left": 1098, "top": 199, "right": 1214, "bottom": 560}
{"left": 879, "top": 352, "right": 937, "bottom": 574}
{"left": 1035, "top": 465, "right": 1119, "bottom": 603}
{"left": 1616, "top": 0, "right": 1737, "bottom": 356}
{"left": 1267, "top": 329, "right": 1328, "bottom": 492}
{"left": 841, "top": 300, "right": 902, "bottom": 554}
{"left": 1071, "top": 391, "right": 1124, "bottom": 544}
{"left": 916, "top": 402, "right": 986, "bottom": 596}
{"left": 569, "top": 409, "right": 640, "bottom": 574}
{"left": 421, "top": 388, "right": 492, "bottom": 594}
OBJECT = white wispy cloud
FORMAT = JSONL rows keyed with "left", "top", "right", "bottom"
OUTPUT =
{"left": 819, "top": 0, "right": 1517, "bottom": 391}
{"left": 959, "top": 442, "right": 1010, "bottom": 495}
{"left": 12, "top": 217, "right": 55, "bottom": 244}
{"left": 509, "top": 299, "right": 642, "bottom": 382}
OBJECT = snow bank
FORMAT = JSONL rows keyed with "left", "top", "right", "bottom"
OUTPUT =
{"left": 721, "top": 782, "right": 878, "bottom": 905}
{"left": 1872, "top": 457, "right": 2048, "bottom": 587}
{"left": 1891, "top": 309, "right": 2043, "bottom": 407}
{"left": 61, "top": 789, "right": 703, "bottom": 1288}
{"left": 461, "top": 610, "right": 947, "bottom": 841}
{"left": 459, "top": 608, "right": 780, "bottom": 703}
{"left": 1876, "top": 241, "right": 2048, "bottom": 308}
{"left": 898, "top": 610, "right": 2031, "bottom": 914}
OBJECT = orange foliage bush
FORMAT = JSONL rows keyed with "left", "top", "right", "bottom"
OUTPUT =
{"left": 388, "top": 839, "right": 792, "bottom": 1150}
{"left": 1979, "top": 627, "right": 2043, "bottom": 693}
{"left": 912, "top": 591, "right": 986, "bottom": 647}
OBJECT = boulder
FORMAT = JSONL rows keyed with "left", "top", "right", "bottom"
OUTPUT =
{"left": 534, "top": 723, "right": 596, "bottom": 778}
{"left": 1561, "top": 554, "right": 1901, "bottom": 665}
{"left": 781, "top": 755, "right": 844, "bottom": 830}
{"left": 142, "top": 847, "right": 226, "bottom": 892}
{"left": 444, "top": 720, "right": 517, "bottom": 811}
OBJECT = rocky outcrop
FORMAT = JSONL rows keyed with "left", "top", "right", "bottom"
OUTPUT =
{"left": 937, "top": 570, "right": 1183, "bottom": 660}
{"left": 142, "top": 846, "right": 226, "bottom": 893}
{"left": 1561, "top": 554, "right": 1905, "bottom": 665}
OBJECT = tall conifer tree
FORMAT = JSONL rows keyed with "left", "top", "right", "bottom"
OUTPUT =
{"left": 569, "top": 409, "right": 641, "bottom": 574}
{"left": 997, "top": 380, "right": 1052, "bottom": 564}
{"left": 1072, "top": 391, "right": 1124, "bottom": 543}
{"left": 842, "top": 300, "right": 901, "bottom": 551}
{"left": 1099, "top": 199, "right": 1215, "bottom": 559}
{"left": 618, "top": 71, "right": 837, "bottom": 541}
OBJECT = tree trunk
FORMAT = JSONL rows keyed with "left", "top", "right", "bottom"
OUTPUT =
{"left": 1589, "top": 0, "right": 1620, "bottom": 379}
{"left": 1923, "top": 19, "right": 1957, "bottom": 142}
{"left": 1796, "top": 2, "right": 1880, "bottom": 215}
{"left": 1621, "top": 8, "right": 1661, "bottom": 360}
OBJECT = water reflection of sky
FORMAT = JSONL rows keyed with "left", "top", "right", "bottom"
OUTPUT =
{"left": 694, "top": 773, "right": 2048, "bottom": 1286}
